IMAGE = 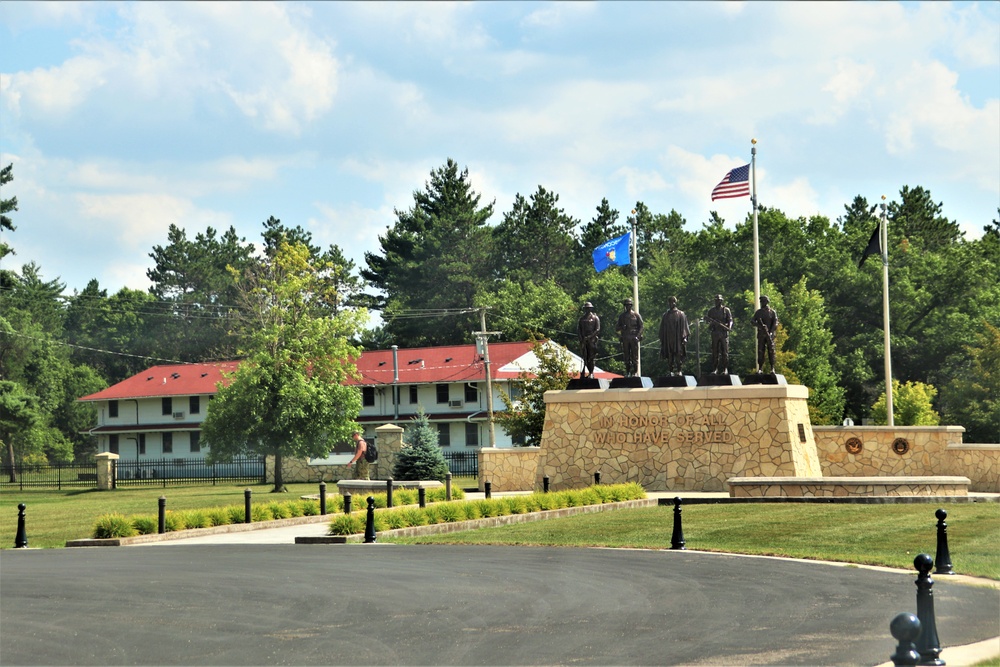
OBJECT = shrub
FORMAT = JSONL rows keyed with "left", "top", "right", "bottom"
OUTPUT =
{"left": 206, "top": 508, "right": 231, "bottom": 527}
{"left": 227, "top": 505, "right": 246, "bottom": 524}
{"left": 132, "top": 516, "right": 158, "bottom": 535}
{"left": 503, "top": 496, "right": 527, "bottom": 514}
{"left": 401, "top": 507, "right": 429, "bottom": 526}
{"left": 462, "top": 502, "right": 482, "bottom": 521}
{"left": 182, "top": 510, "right": 209, "bottom": 529}
{"left": 93, "top": 513, "right": 137, "bottom": 539}
{"left": 395, "top": 489, "right": 417, "bottom": 506}
{"left": 474, "top": 499, "right": 496, "bottom": 518}
{"left": 299, "top": 499, "right": 320, "bottom": 516}
{"left": 329, "top": 514, "right": 365, "bottom": 536}
{"left": 267, "top": 502, "right": 290, "bottom": 520}
{"left": 383, "top": 508, "right": 411, "bottom": 530}
{"left": 163, "top": 512, "right": 187, "bottom": 532}
{"left": 437, "top": 503, "right": 463, "bottom": 523}
{"left": 250, "top": 504, "right": 272, "bottom": 522}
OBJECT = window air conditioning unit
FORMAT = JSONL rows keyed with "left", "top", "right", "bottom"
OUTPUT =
{"left": 173, "top": 412, "right": 185, "bottom": 419}
{"left": 448, "top": 400, "right": 463, "bottom": 408}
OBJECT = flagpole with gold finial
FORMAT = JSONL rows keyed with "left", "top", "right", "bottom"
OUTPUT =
{"left": 751, "top": 138, "right": 760, "bottom": 310}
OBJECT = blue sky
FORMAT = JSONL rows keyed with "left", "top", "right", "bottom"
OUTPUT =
{"left": 1, "top": 1, "right": 998, "bottom": 297}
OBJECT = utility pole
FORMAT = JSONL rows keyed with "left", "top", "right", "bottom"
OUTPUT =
{"left": 475, "top": 309, "right": 500, "bottom": 448}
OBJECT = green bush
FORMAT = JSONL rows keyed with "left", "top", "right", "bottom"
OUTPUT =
{"left": 299, "top": 499, "right": 320, "bottom": 516}
{"left": 227, "top": 505, "right": 246, "bottom": 524}
{"left": 206, "top": 508, "right": 231, "bottom": 527}
{"left": 437, "top": 503, "right": 463, "bottom": 523}
{"left": 462, "top": 502, "right": 482, "bottom": 520}
{"left": 182, "top": 510, "right": 209, "bottom": 529}
{"left": 285, "top": 501, "right": 304, "bottom": 518}
{"left": 93, "top": 513, "right": 137, "bottom": 539}
{"left": 132, "top": 516, "right": 158, "bottom": 535}
{"left": 401, "top": 507, "right": 428, "bottom": 527}
{"left": 267, "top": 502, "right": 290, "bottom": 520}
{"left": 383, "top": 508, "right": 411, "bottom": 530}
{"left": 250, "top": 504, "right": 272, "bottom": 522}
{"left": 329, "top": 514, "right": 365, "bottom": 535}
{"left": 503, "top": 496, "right": 527, "bottom": 514}
{"left": 163, "top": 512, "right": 186, "bottom": 532}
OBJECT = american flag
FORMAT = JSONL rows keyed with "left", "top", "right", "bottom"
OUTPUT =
{"left": 711, "top": 164, "right": 751, "bottom": 200}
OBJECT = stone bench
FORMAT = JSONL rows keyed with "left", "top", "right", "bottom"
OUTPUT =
{"left": 335, "top": 479, "right": 444, "bottom": 496}
{"left": 727, "top": 476, "right": 971, "bottom": 498}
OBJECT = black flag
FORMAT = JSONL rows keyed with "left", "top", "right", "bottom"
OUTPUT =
{"left": 858, "top": 223, "right": 882, "bottom": 267}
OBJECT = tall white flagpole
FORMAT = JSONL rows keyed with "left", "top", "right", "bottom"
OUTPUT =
{"left": 630, "top": 210, "right": 641, "bottom": 377}
{"left": 751, "top": 138, "right": 760, "bottom": 310}
{"left": 879, "top": 195, "right": 894, "bottom": 426}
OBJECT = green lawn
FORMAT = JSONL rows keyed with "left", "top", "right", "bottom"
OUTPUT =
{"left": 387, "top": 502, "right": 1000, "bottom": 580}
{"left": 0, "top": 483, "right": 327, "bottom": 549}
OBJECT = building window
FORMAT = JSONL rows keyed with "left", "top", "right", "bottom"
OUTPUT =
{"left": 162, "top": 397, "right": 172, "bottom": 416}
{"left": 109, "top": 434, "right": 119, "bottom": 454}
{"left": 362, "top": 387, "right": 375, "bottom": 407}
{"left": 190, "top": 432, "right": 201, "bottom": 453}
{"left": 162, "top": 432, "right": 173, "bottom": 454}
{"left": 108, "top": 400, "right": 119, "bottom": 418}
{"left": 465, "top": 423, "right": 479, "bottom": 447}
{"left": 189, "top": 396, "right": 200, "bottom": 415}
{"left": 464, "top": 384, "right": 478, "bottom": 403}
{"left": 138, "top": 433, "right": 146, "bottom": 455}
{"left": 409, "top": 385, "right": 418, "bottom": 404}
{"left": 436, "top": 384, "right": 449, "bottom": 404}
{"left": 437, "top": 423, "right": 451, "bottom": 447}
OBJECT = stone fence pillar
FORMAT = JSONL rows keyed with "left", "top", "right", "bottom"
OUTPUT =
{"left": 95, "top": 452, "right": 119, "bottom": 490}
{"left": 374, "top": 423, "right": 405, "bottom": 479}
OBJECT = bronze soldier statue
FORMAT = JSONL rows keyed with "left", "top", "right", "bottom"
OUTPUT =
{"left": 615, "top": 298, "right": 644, "bottom": 377}
{"left": 659, "top": 296, "right": 690, "bottom": 375}
{"left": 751, "top": 295, "right": 778, "bottom": 374}
{"left": 578, "top": 301, "right": 600, "bottom": 379}
{"left": 705, "top": 294, "right": 733, "bottom": 375}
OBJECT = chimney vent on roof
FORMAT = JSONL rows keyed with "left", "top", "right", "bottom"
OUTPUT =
{"left": 171, "top": 373, "right": 180, "bottom": 379}
{"left": 445, "top": 357, "right": 453, "bottom": 362}
{"left": 378, "top": 361, "right": 386, "bottom": 366}
{"left": 408, "top": 359, "right": 422, "bottom": 365}
{"left": 201, "top": 373, "right": 208, "bottom": 377}
{"left": 147, "top": 377, "right": 153, "bottom": 381}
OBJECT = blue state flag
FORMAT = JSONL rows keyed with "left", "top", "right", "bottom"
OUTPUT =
{"left": 592, "top": 232, "right": 631, "bottom": 272}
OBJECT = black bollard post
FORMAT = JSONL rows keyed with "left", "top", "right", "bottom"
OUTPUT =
{"left": 445, "top": 472, "right": 452, "bottom": 501}
{"left": 670, "top": 497, "right": 686, "bottom": 550}
{"left": 933, "top": 509, "right": 954, "bottom": 575}
{"left": 364, "top": 496, "right": 377, "bottom": 544}
{"left": 418, "top": 487, "right": 426, "bottom": 508}
{"left": 319, "top": 481, "right": 327, "bottom": 516}
{"left": 484, "top": 481, "right": 491, "bottom": 499}
{"left": 594, "top": 471, "right": 601, "bottom": 485}
{"left": 344, "top": 492, "right": 352, "bottom": 515}
{"left": 386, "top": 478, "right": 394, "bottom": 508}
{"left": 889, "top": 612, "right": 922, "bottom": 666}
{"left": 913, "top": 554, "right": 944, "bottom": 666}
{"left": 158, "top": 496, "right": 167, "bottom": 534}
{"left": 244, "top": 488, "right": 252, "bottom": 524}
{"left": 14, "top": 503, "right": 28, "bottom": 548}
{"left": 543, "top": 476, "right": 550, "bottom": 493}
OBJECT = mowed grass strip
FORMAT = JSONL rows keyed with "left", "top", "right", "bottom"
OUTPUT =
{"left": 0, "top": 483, "right": 326, "bottom": 549}
{"left": 387, "top": 502, "right": 1000, "bottom": 580}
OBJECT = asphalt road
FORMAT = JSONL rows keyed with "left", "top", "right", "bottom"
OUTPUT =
{"left": 1, "top": 545, "right": 997, "bottom": 666}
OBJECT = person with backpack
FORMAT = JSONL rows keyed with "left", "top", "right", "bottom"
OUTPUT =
{"left": 348, "top": 431, "right": 376, "bottom": 480}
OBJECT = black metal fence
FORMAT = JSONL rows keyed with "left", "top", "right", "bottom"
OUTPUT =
{"left": 114, "top": 456, "right": 266, "bottom": 488}
{"left": 0, "top": 463, "right": 99, "bottom": 490}
{"left": 443, "top": 451, "right": 478, "bottom": 477}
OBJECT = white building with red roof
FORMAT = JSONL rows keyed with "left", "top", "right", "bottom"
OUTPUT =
{"left": 79, "top": 342, "right": 616, "bottom": 465}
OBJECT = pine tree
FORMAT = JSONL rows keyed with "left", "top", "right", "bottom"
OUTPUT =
{"left": 393, "top": 410, "right": 450, "bottom": 481}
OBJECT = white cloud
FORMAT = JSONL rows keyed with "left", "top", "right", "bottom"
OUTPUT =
{"left": 75, "top": 193, "right": 230, "bottom": 252}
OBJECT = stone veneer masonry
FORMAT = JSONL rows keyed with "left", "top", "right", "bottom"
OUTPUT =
{"left": 535, "top": 385, "right": 822, "bottom": 492}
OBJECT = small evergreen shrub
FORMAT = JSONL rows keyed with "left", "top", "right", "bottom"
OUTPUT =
{"left": 299, "top": 499, "right": 320, "bottom": 516}
{"left": 267, "top": 502, "right": 290, "bottom": 520}
{"left": 93, "top": 513, "right": 137, "bottom": 539}
{"left": 383, "top": 508, "right": 410, "bottom": 530}
{"left": 182, "top": 510, "right": 209, "bottom": 529}
{"left": 132, "top": 516, "right": 158, "bottom": 535}
{"left": 250, "top": 504, "right": 272, "bottom": 522}
{"left": 206, "top": 508, "right": 231, "bottom": 527}
{"left": 437, "top": 503, "right": 463, "bottom": 523}
{"left": 227, "top": 505, "right": 246, "bottom": 524}
{"left": 163, "top": 512, "right": 187, "bottom": 532}
{"left": 329, "top": 514, "right": 365, "bottom": 535}
{"left": 401, "top": 507, "right": 428, "bottom": 526}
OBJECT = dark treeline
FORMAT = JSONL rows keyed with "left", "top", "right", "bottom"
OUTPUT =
{"left": 2, "top": 159, "right": 998, "bottom": 468}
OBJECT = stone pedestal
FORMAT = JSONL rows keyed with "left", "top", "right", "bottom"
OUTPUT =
{"left": 95, "top": 452, "right": 119, "bottom": 490}
{"left": 537, "top": 384, "right": 820, "bottom": 492}
{"left": 653, "top": 375, "right": 697, "bottom": 388}
{"left": 699, "top": 374, "right": 742, "bottom": 387}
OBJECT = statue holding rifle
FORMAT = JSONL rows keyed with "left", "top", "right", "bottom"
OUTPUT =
{"left": 705, "top": 294, "right": 733, "bottom": 375}
{"left": 578, "top": 301, "right": 600, "bottom": 379}
{"left": 751, "top": 295, "right": 778, "bottom": 374}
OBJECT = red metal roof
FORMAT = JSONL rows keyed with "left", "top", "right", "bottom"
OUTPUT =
{"left": 78, "top": 362, "right": 240, "bottom": 402}
{"left": 78, "top": 343, "right": 618, "bottom": 402}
